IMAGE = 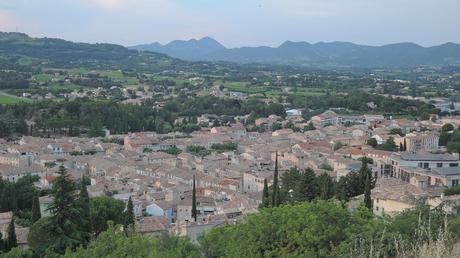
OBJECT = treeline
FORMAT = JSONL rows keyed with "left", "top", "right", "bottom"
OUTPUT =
{"left": 0, "top": 71, "right": 30, "bottom": 89}
{"left": 261, "top": 159, "right": 374, "bottom": 209}
{"left": 286, "top": 91, "right": 438, "bottom": 116}
{"left": 0, "top": 96, "right": 285, "bottom": 138}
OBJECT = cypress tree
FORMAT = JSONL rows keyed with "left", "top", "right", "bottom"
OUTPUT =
{"left": 191, "top": 175, "right": 197, "bottom": 222}
{"left": 261, "top": 178, "right": 270, "bottom": 208}
{"left": 0, "top": 232, "right": 4, "bottom": 253}
{"left": 272, "top": 152, "right": 279, "bottom": 207}
{"left": 6, "top": 217, "right": 17, "bottom": 251}
{"left": 364, "top": 173, "right": 372, "bottom": 209}
{"left": 31, "top": 195, "right": 41, "bottom": 224}
{"left": 124, "top": 196, "right": 135, "bottom": 227}
{"left": 403, "top": 138, "right": 407, "bottom": 151}
{"left": 78, "top": 179, "right": 91, "bottom": 244}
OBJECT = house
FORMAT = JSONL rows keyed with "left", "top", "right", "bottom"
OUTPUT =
{"left": 135, "top": 216, "right": 168, "bottom": 236}
{"left": 145, "top": 201, "right": 175, "bottom": 224}
{"left": 0, "top": 212, "right": 30, "bottom": 249}
{"left": 176, "top": 196, "right": 216, "bottom": 222}
{"left": 393, "top": 133, "right": 439, "bottom": 154}
{"left": 286, "top": 109, "right": 302, "bottom": 116}
{"left": 371, "top": 178, "right": 443, "bottom": 216}
{"left": 0, "top": 164, "right": 45, "bottom": 182}
{"left": 210, "top": 123, "right": 247, "bottom": 139}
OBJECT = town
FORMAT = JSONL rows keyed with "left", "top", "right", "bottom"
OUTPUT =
{"left": 2, "top": 105, "right": 460, "bottom": 248}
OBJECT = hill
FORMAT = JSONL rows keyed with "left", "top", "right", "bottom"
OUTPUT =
{"left": 132, "top": 37, "right": 225, "bottom": 61}
{"left": 130, "top": 38, "right": 460, "bottom": 67}
{"left": 0, "top": 32, "right": 192, "bottom": 73}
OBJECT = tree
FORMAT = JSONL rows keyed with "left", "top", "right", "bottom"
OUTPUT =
{"left": 298, "top": 168, "right": 317, "bottom": 201}
{"left": 403, "top": 138, "right": 407, "bottom": 151}
{"left": 315, "top": 173, "right": 334, "bottom": 200}
{"left": 280, "top": 167, "right": 303, "bottom": 202}
{"left": 272, "top": 152, "right": 280, "bottom": 207}
{"left": 261, "top": 178, "right": 270, "bottom": 208}
{"left": 390, "top": 128, "right": 404, "bottom": 136}
{"left": 304, "top": 121, "right": 316, "bottom": 131}
{"left": 124, "top": 197, "right": 135, "bottom": 227}
{"left": 78, "top": 180, "right": 91, "bottom": 244}
{"left": 442, "top": 123, "right": 454, "bottom": 132}
{"left": 367, "top": 138, "right": 378, "bottom": 148}
{"left": 5, "top": 217, "right": 17, "bottom": 252}
{"left": 62, "top": 224, "right": 201, "bottom": 258}
{"left": 88, "top": 121, "right": 105, "bottom": 137}
{"left": 364, "top": 173, "right": 372, "bottom": 209}
{"left": 90, "top": 196, "right": 125, "bottom": 236}
{"left": 200, "top": 201, "right": 382, "bottom": 258}
{"left": 192, "top": 175, "right": 197, "bottom": 222}
{"left": 31, "top": 195, "right": 41, "bottom": 224}
{"left": 399, "top": 142, "right": 404, "bottom": 152}
{"left": 44, "top": 165, "right": 87, "bottom": 254}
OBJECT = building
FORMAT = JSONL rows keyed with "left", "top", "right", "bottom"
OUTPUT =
{"left": 394, "top": 133, "right": 439, "bottom": 153}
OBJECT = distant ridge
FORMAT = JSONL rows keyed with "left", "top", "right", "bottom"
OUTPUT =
{"left": 130, "top": 38, "right": 460, "bottom": 67}
{"left": 132, "top": 37, "right": 225, "bottom": 61}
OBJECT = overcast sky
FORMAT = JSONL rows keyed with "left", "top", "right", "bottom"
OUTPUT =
{"left": 0, "top": 0, "right": 459, "bottom": 48}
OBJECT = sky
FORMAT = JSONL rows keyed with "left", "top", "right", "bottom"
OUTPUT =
{"left": 0, "top": 0, "right": 459, "bottom": 48}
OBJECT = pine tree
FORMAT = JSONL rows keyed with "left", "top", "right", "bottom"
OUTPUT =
{"left": 191, "top": 175, "right": 197, "bottom": 222}
{"left": 261, "top": 178, "right": 270, "bottom": 208}
{"left": 364, "top": 173, "right": 372, "bottom": 209}
{"left": 272, "top": 152, "right": 279, "bottom": 207}
{"left": 31, "top": 194, "right": 41, "bottom": 224}
{"left": 124, "top": 196, "right": 135, "bottom": 227}
{"left": 78, "top": 179, "right": 91, "bottom": 244}
{"left": 6, "top": 217, "right": 17, "bottom": 251}
{"left": 46, "top": 165, "right": 85, "bottom": 253}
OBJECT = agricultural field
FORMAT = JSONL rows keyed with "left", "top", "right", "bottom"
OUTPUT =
{"left": 223, "top": 82, "right": 327, "bottom": 97}
{"left": 0, "top": 92, "right": 31, "bottom": 104}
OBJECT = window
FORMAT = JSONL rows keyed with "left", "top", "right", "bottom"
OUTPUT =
{"left": 437, "top": 163, "right": 443, "bottom": 168}
{"left": 423, "top": 163, "right": 429, "bottom": 169}
{"left": 375, "top": 206, "right": 379, "bottom": 211}
{"left": 452, "top": 179, "right": 459, "bottom": 186}
{"left": 449, "top": 163, "right": 459, "bottom": 167}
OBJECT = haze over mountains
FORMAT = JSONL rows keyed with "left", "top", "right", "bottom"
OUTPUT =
{"left": 130, "top": 37, "right": 460, "bottom": 67}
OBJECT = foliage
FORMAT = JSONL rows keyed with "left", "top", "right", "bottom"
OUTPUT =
{"left": 62, "top": 224, "right": 201, "bottom": 258}
{"left": 90, "top": 196, "right": 125, "bottom": 236}
{"left": 201, "top": 201, "right": 380, "bottom": 258}
{"left": 211, "top": 142, "right": 238, "bottom": 152}
{"left": 444, "top": 185, "right": 460, "bottom": 196}
{"left": 192, "top": 175, "right": 197, "bottom": 222}
{"left": 442, "top": 123, "right": 454, "bottom": 132}
{"left": 271, "top": 153, "right": 280, "bottom": 207}
{"left": 390, "top": 128, "right": 405, "bottom": 136}
{"left": 375, "top": 136, "right": 398, "bottom": 151}
{"left": 31, "top": 195, "right": 41, "bottom": 224}
{"left": 38, "top": 166, "right": 90, "bottom": 254}
{"left": 123, "top": 197, "right": 135, "bottom": 228}
{"left": 186, "top": 145, "right": 211, "bottom": 157}
{"left": 159, "top": 145, "right": 182, "bottom": 155}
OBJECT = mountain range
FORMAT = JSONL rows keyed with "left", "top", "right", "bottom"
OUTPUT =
{"left": 130, "top": 37, "right": 460, "bottom": 67}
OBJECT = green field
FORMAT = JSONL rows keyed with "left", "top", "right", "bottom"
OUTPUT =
{"left": 0, "top": 93, "right": 31, "bottom": 104}
{"left": 224, "top": 82, "right": 327, "bottom": 97}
